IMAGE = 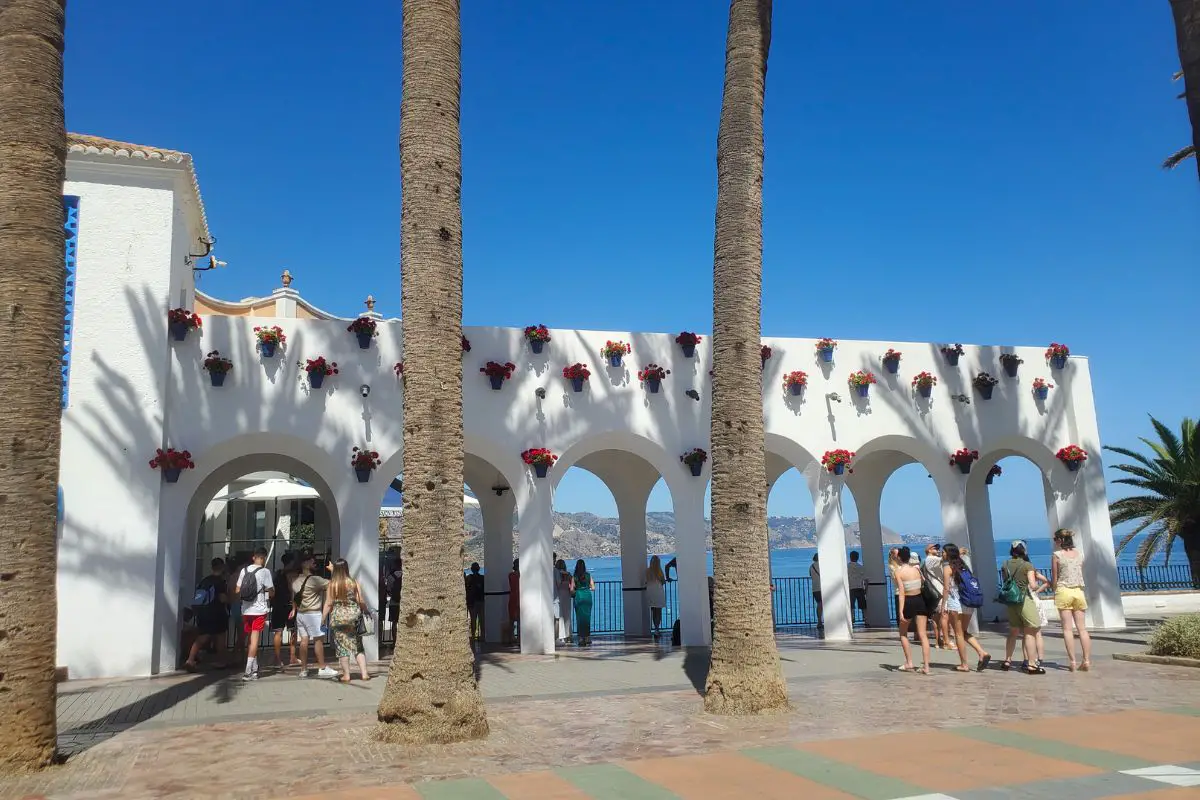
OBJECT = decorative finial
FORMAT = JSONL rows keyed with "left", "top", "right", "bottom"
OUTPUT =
{"left": 281, "top": 269, "right": 293, "bottom": 288}
{"left": 365, "top": 295, "right": 376, "bottom": 312}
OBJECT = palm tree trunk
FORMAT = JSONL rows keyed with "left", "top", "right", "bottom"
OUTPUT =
{"left": 1171, "top": 0, "right": 1200, "bottom": 181}
{"left": 375, "top": 0, "right": 488, "bottom": 744}
{"left": 704, "top": 0, "right": 788, "bottom": 716}
{"left": 1181, "top": 525, "right": 1200, "bottom": 590}
{"left": 0, "top": 0, "right": 67, "bottom": 772}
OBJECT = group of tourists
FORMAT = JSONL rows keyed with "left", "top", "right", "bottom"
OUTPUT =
{"left": 184, "top": 548, "right": 374, "bottom": 683}
{"left": 888, "top": 529, "right": 1092, "bottom": 674}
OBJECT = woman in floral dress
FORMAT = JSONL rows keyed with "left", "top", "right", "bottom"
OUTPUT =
{"left": 322, "top": 559, "right": 371, "bottom": 682}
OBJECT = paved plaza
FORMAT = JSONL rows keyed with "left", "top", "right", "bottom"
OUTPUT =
{"left": 6, "top": 619, "right": 1200, "bottom": 799}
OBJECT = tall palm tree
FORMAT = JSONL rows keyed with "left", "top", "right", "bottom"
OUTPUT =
{"left": 1106, "top": 416, "right": 1200, "bottom": 586}
{"left": 0, "top": 0, "right": 67, "bottom": 772}
{"left": 704, "top": 0, "right": 788, "bottom": 716}
{"left": 1163, "top": 72, "right": 1198, "bottom": 170}
{"left": 375, "top": 0, "right": 488, "bottom": 744}
{"left": 1169, "top": 0, "right": 1200, "bottom": 180}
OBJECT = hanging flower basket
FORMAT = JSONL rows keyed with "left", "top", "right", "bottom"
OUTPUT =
{"left": 1032, "top": 377, "right": 1053, "bottom": 400}
{"left": 522, "top": 447, "right": 558, "bottom": 478}
{"left": 461, "top": 335, "right": 472, "bottom": 353}
{"left": 150, "top": 448, "right": 194, "bottom": 483}
{"left": 254, "top": 325, "right": 286, "bottom": 358}
{"left": 973, "top": 372, "right": 999, "bottom": 400}
{"left": 203, "top": 351, "right": 233, "bottom": 387}
{"left": 1056, "top": 445, "right": 1087, "bottom": 471}
{"left": 523, "top": 324, "right": 551, "bottom": 354}
{"left": 167, "top": 308, "right": 201, "bottom": 342}
{"left": 950, "top": 448, "right": 979, "bottom": 474}
{"left": 680, "top": 448, "right": 708, "bottom": 477}
{"left": 480, "top": 361, "right": 516, "bottom": 390}
{"left": 986, "top": 464, "right": 1002, "bottom": 485}
{"left": 783, "top": 370, "right": 808, "bottom": 396}
{"left": 999, "top": 353, "right": 1023, "bottom": 378}
{"left": 815, "top": 338, "right": 837, "bottom": 363}
{"left": 912, "top": 371, "right": 937, "bottom": 398}
{"left": 351, "top": 446, "right": 381, "bottom": 483}
{"left": 601, "top": 340, "right": 631, "bottom": 368}
{"left": 821, "top": 449, "right": 854, "bottom": 476}
{"left": 676, "top": 331, "right": 701, "bottom": 358}
{"left": 760, "top": 345, "right": 773, "bottom": 367}
{"left": 882, "top": 348, "right": 902, "bottom": 373}
{"left": 562, "top": 362, "right": 591, "bottom": 392}
{"left": 849, "top": 370, "right": 877, "bottom": 397}
{"left": 347, "top": 317, "right": 377, "bottom": 349}
{"left": 1046, "top": 342, "right": 1069, "bottom": 369}
{"left": 637, "top": 364, "right": 670, "bottom": 393}
{"left": 305, "top": 356, "right": 338, "bottom": 389}
{"left": 394, "top": 361, "right": 404, "bottom": 378}
{"left": 940, "top": 343, "right": 965, "bottom": 366}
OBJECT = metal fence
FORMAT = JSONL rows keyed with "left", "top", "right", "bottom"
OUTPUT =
{"left": 1117, "top": 564, "right": 1197, "bottom": 592}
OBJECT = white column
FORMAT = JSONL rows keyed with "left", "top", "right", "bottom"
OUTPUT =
{"left": 617, "top": 484, "right": 652, "bottom": 637}
{"left": 516, "top": 480, "right": 555, "bottom": 654}
{"left": 815, "top": 474, "right": 851, "bottom": 641}
{"left": 965, "top": 475, "right": 1002, "bottom": 625}
{"left": 339, "top": 486, "right": 380, "bottom": 661}
{"left": 672, "top": 480, "right": 710, "bottom": 646}
{"left": 852, "top": 479, "right": 891, "bottom": 628}
{"left": 480, "top": 490, "right": 515, "bottom": 644}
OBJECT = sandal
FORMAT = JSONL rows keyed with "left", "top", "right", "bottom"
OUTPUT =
{"left": 1025, "top": 663, "right": 1046, "bottom": 675}
{"left": 977, "top": 654, "right": 992, "bottom": 672}
{"left": 955, "top": 665, "right": 971, "bottom": 673}
{"left": 1079, "top": 661, "right": 1091, "bottom": 672}
{"left": 919, "top": 665, "right": 930, "bottom": 675}
{"left": 897, "top": 665, "right": 916, "bottom": 672}
{"left": 1001, "top": 660, "right": 1012, "bottom": 671}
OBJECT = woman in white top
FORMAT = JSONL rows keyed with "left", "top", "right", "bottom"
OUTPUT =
{"left": 553, "top": 559, "right": 574, "bottom": 644}
{"left": 1052, "top": 529, "right": 1092, "bottom": 671}
{"left": 645, "top": 556, "right": 667, "bottom": 635}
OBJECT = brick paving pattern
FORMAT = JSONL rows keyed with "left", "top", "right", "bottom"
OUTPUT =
{"left": 4, "top": 623, "right": 1199, "bottom": 798}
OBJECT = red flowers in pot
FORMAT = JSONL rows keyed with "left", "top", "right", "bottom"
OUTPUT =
{"left": 351, "top": 446, "right": 381, "bottom": 482}
{"left": 481, "top": 361, "right": 516, "bottom": 389}
{"left": 949, "top": 448, "right": 979, "bottom": 474}
{"left": 821, "top": 449, "right": 854, "bottom": 475}
{"left": 680, "top": 448, "right": 708, "bottom": 476}
{"left": 522, "top": 447, "right": 558, "bottom": 477}
{"left": 150, "top": 448, "right": 195, "bottom": 482}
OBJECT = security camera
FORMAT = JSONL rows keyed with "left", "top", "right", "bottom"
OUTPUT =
{"left": 359, "top": 384, "right": 371, "bottom": 398}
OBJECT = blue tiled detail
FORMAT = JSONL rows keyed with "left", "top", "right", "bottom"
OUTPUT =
{"left": 62, "top": 195, "right": 79, "bottom": 409}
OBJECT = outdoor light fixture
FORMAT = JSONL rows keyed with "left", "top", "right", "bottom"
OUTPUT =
{"left": 827, "top": 392, "right": 843, "bottom": 403}
{"left": 360, "top": 384, "right": 371, "bottom": 398}
{"left": 685, "top": 389, "right": 700, "bottom": 401}
{"left": 492, "top": 485, "right": 510, "bottom": 496}
{"left": 534, "top": 387, "right": 546, "bottom": 399}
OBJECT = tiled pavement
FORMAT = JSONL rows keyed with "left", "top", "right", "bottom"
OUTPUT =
{"left": 7, "top": 622, "right": 1200, "bottom": 799}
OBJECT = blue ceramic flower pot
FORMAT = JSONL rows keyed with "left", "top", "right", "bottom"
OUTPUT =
{"left": 571, "top": 377, "right": 584, "bottom": 393}
{"left": 681, "top": 343, "right": 695, "bottom": 358}
{"left": 918, "top": 384, "right": 932, "bottom": 398}
{"left": 957, "top": 461, "right": 972, "bottom": 475}
{"left": 1035, "top": 387, "right": 1049, "bottom": 401}
{"left": 209, "top": 371, "right": 226, "bottom": 387}
{"left": 647, "top": 379, "right": 660, "bottom": 394}
{"left": 1065, "top": 460, "right": 1081, "bottom": 472}
{"left": 489, "top": 375, "right": 504, "bottom": 390}
{"left": 883, "top": 358, "right": 899, "bottom": 374}
{"left": 163, "top": 468, "right": 181, "bottom": 483}
{"left": 609, "top": 355, "right": 623, "bottom": 368}
{"left": 1003, "top": 361, "right": 1019, "bottom": 378}
{"left": 944, "top": 352, "right": 960, "bottom": 366}
{"left": 356, "top": 332, "right": 372, "bottom": 350}
{"left": 789, "top": 383, "right": 803, "bottom": 396}
{"left": 309, "top": 372, "right": 325, "bottom": 389}
{"left": 530, "top": 339, "right": 545, "bottom": 354}
{"left": 534, "top": 463, "right": 548, "bottom": 478}
{"left": 355, "top": 468, "right": 371, "bottom": 483}
{"left": 689, "top": 462, "right": 702, "bottom": 477}
{"left": 832, "top": 463, "right": 845, "bottom": 476}
{"left": 978, "top": 384, "right": 994, "bottom": 400}
{"left": 260, "top": 341, "right": 277, "bottom": 358}
{"left": 819, "top": 348, "right": 834, "bottom": 363}
{"left": 1051, "top": 354, "right": 1067, "bottom": 369}
{"left": 169, "top": 322, "right": 188, "bottom": 342}
{"left": 856, "top": 384, "right": 870, "bottom": 398}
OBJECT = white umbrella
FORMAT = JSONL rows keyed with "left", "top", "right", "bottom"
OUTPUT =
{"left": 211, "top": 478, "right": 321, "bottom": 503}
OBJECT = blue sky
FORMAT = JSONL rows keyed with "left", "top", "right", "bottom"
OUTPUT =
{"left": 67, "top": 2, "right": 1196, "bottom": 541}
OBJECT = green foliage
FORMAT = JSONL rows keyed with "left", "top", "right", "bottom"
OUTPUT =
{"left": 291, "top": 522, "right": 316, "bottom": 553}
{"left": 1105, "top": 416, "right": 1200, "bottom": 570}
{"left": 1147, "top": 614, "right": 1200, "bottom": 660}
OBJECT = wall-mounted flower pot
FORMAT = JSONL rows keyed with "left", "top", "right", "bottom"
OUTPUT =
{"left": 978, "top": 385, "right": 994, "bottom": 400}
{"left": 209, "top": 371, "right": 227, "bottom": 387}
{"left": 534, "top": 463, "right": 548, "bottom": 478}
{"left": 688, "top": 462, "right": 703, "bottom": 477}
{"left": 1050, "top": 355, "right": 1067, "bottom": 370}
{"left": 1065, "top": 461, "right": 1081, "bottom": 472}
{"left": 571, "top": 378, "right": 584, "bottom": 393}
{"left": 956, "top": 461, "right": 972, "bottom": 475}
{"left": 1034, "top": 387, "right": 1049, "bottom": 401}
{"left": 917, "top": 385, "right": 932, "bottom": 399}
{"left": 163, "top": 468, "right": 181, "bottom": 483}
{"left": 1003, "top": 361, "right": 1019, "bottom": 378}
{"left": 985, "top": 474, "right": 995, "bottom": 485}
{"left": 819, "top": 348, "right": 834, "bottom": 363}
{"left": 944, "top": 353, "right": 960, "bottom": 366}
{"left": 169, "top": 323, "right": 189, "bottom": 342}
{"left": 856, "top": 385, "right": 870, "bottom": 398}
{"left": 883, "top": 359, "right": 899, "bottom": 374}
{"left": 530, "top": 340, "right": 545, "bottom": 354}
{"left": 832, "top": 463, "right": 845, "bottom": 476}
{"left": 356, "top": 332, "right": 372, "bottom": 350}
{"left": 788, "top": 383, "right": 804, "bottom": 396}
{"left": 309, "top": 372, "right": 325, "bottom": 389}
{"left": 261, "top": 341, "right": 277, "bottom": 358}
{"left": 355, "top": 468, "right": 372, "bottom": 483}
{"left": 608, "top": 355, "right": 623, "bottom": 368}
{"left": 680, "top": 343, "right": 695, "bottom": 358}
{"left": 488, "top": 375, "right": 504, "bottom": 390}
{"left": 646, "top": 379, "right": 661, "bottom": 394}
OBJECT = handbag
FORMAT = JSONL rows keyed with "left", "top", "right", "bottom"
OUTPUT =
{"left": 356, "top": 610, "right": 375, "bottom": 638}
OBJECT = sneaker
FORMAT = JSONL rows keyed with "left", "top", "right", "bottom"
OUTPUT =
{"left": 241, "top": 672, "right": 258, "bottom": 682}
{"left": 297, "top": 669, "right": 309, "bottom": 678}
{"left": 317, "top": 666, "right": 338, "bottom": 678}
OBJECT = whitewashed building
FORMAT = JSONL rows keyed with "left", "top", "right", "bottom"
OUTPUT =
{"left": 58, "top": 135, "right": 1124, "bottom": 679}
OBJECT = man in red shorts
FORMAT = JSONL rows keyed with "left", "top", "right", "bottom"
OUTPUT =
{"left": 235, "top": 547, "right": 274, "bottom": 681}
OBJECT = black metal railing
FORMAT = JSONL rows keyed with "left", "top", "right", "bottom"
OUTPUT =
{"left": 1117, "top": 563, "right": 1197, "bottom": 592}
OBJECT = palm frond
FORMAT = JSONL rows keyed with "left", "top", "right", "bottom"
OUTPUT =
{"left": 1150, "top": 416, "right": 1184, "bottom": 460}
{"left": 1104, "top": 444, "right": 1161, "bottom": 472}
{"left": 1164, "top": 529, "right": 1177, "bottom": 565}
{"left": 1163, "top": 144, "right": 1197, "bottom": 170}
{"left": 1135, "top": 526, "right": 1169, "bottom": 568}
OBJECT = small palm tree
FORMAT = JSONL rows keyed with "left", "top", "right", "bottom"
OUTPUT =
{"left": 1105, "top": 416, "right": 1200, "bottom": 586}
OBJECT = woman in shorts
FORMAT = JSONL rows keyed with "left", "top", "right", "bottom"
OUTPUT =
{"left": 1001, "top": 540, "right": 1047, "bottom": 675}
{"left": 1052, "top": 529, "right": 1092, "bottom": 672}
{"left": 894, "top": 547, "right": 931, "bottom": 673}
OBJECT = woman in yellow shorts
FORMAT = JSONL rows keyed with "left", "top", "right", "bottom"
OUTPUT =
{"left": 1051, "top": 529, "right": 1092, "bottom": 671}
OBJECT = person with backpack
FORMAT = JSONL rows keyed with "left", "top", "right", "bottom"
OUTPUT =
{"left": 183, "top": 557, "right": 229, "bottom": 672}
{"left": 939, "top": 544, "right": 991, "bottom": 672}
{"left": 1000, "top": 540, "right": 1046, "bottom": 675}
{"left": 270, "top": 552, "right": 301, "bottom": 670}
{"left": 235, "top": 547, "right": 275, "bottom": 681}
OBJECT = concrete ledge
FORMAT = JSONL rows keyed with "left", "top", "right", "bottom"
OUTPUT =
{"left": 1112, "top": 652, "right": 1200, "bottom": 668}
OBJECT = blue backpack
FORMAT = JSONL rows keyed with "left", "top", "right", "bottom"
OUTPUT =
{"left": 957, "top": 566, "right": 983, "bottom": 608}
{"left": 192, "top": 578, "right": 218, "bottom": 608}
